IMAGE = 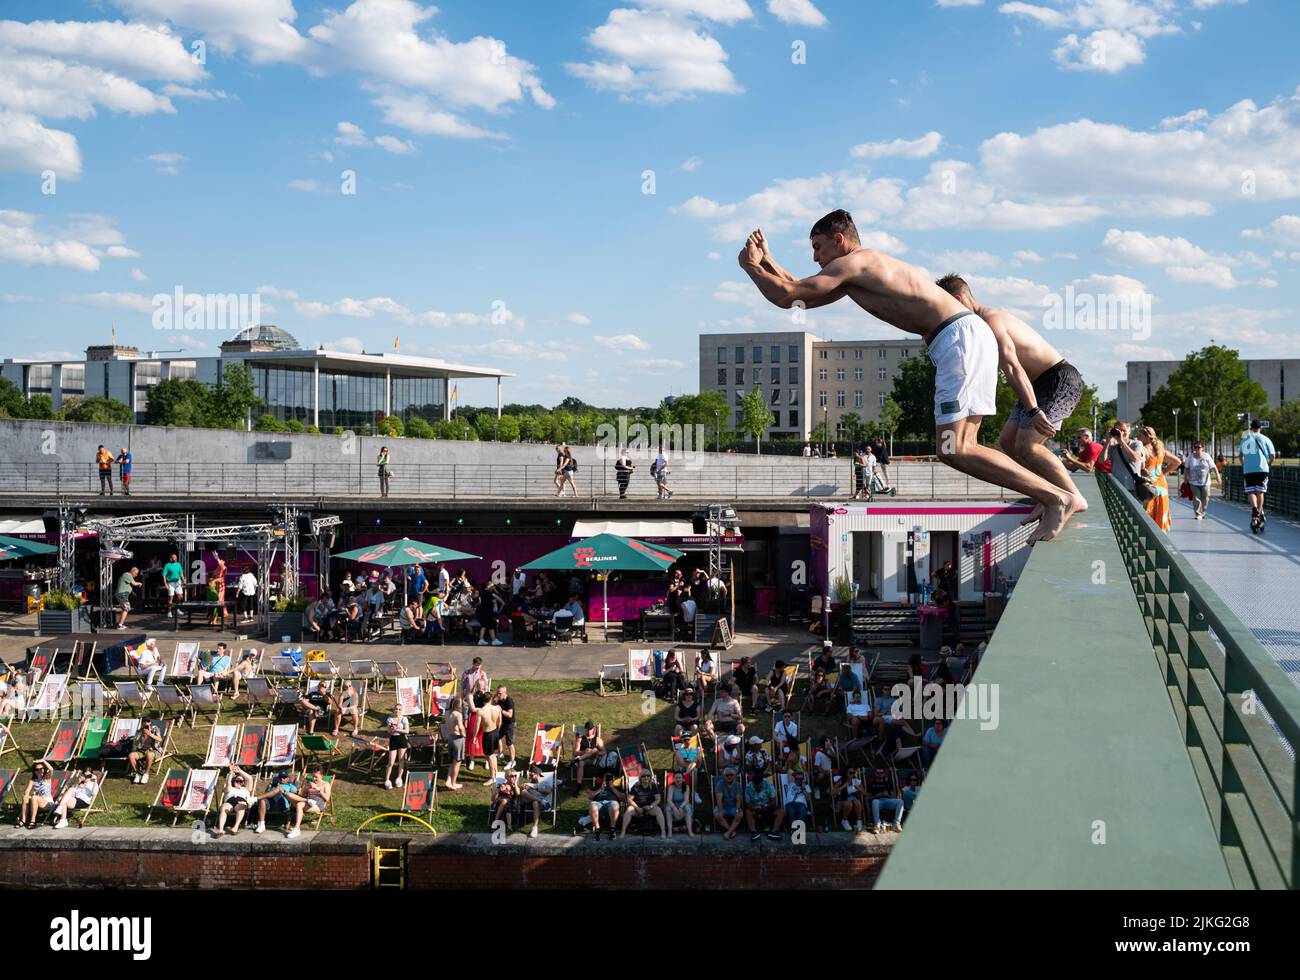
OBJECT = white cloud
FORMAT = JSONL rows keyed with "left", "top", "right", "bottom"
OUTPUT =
{"left": 147, "top": 151, "right": 186, "bottom": 175}
{"left": 567, "top": 8, "right": 742, "bottom": 104}
{"left": 0, "top": 109, "right": 81, "bottom": 176}
{"left": 1052, "top": 29, "right": 1147, "bottom": 73}
{"left": 476, "top": 338, "right": 566, "bottom": 362}
{"left": 256, "top": 285, "right": 299, "bottom": 301}
{"left": 325, "top": 336, "right": 367, "bottom": 354}
{"left": 371, "top": 91, "right": 505, "bottom": 140}
{"left": 131, "top": 267, "right": 148, "bottom": 282}
{"left": 0, "top": 18, "right": 204, "bottom": 81}
{"left": 1102, "top": 228, "right": 1242, "bottom": 290}
{"left": 706, "top": 251, "right": 722, "bottom": 260}
{"left": 566, "top": 312, "right": 592, "bottom": 325}
{"left": 1242, "top": 215, "right": 1300, "bottom": 247}
{"left": 766, "top": 0, "right": 828, "bottom": 27}
{"left": 1013, "top": 250, "right": 1045, "bottom": 263}
{"left": 2, "top": 293, "right": 35, "bottom": 303}
{"left": 115, "top": 0, "right": 310, "bottom": 64}
{"left": 294, "top": 296, "right": 410, "bottom": 318}
{"left": 594, "top": 334, "right": 652, "bottom": 352}
{"left": 288, "top": 179, "right": 321, "bottom": 191}
{"left": 681, "top": 156, "right": 702, "bottom": 171}
{"left": 374, "top": 134, "right": 415, "bottom": 154}
{"left": 334, "top": 120, "right": 368, "bottom": 146}
{"left": 850, "top": 131, "right": 942, "bottom": 160}
{"left": 965, "top": 274, "right": 1053, "bottom": 315}
{"left": 859, "top": 231, "right": 909, "bottom": 254}
{"left": 64, "top": 290, "right": 155, "bottom": 313}
{"left": 927, "top": 249, "right": 1001, "bottom": 272}
{"left": 628, "top": 357, "right": 686, "bottom": 373}
{"left": 0, "top": 209, "right": 134, "bottom": 271}
{"left": 104, "top": 245, "right": 139, "bottom": 259}
{"left": 899, "top": 160, "right": 1103, "bottom": 230}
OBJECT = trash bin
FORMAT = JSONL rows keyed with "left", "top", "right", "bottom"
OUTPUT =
{"left": 918, "top": 605, "right": 947, "bottom": 651}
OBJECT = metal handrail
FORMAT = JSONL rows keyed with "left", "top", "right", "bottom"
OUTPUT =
{"left": 1097, "top": 469, "right": 1300, "bottom": 889}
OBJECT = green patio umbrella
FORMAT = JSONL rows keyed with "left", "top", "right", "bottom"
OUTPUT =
{"left": 332, "top": 538, "right": 480, "bottom": 606}
{"left": 522, "top": 533, "right": 684, "bottom": 638}
{"left": 0, "top": 534, "right": 58, "bottom": 561}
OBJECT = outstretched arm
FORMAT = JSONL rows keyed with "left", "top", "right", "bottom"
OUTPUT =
{"left": 740, "top": 239, "right": 849, "bottom": 310}
{"left": 749, "top": 229, "right": 796, "bottom": 283}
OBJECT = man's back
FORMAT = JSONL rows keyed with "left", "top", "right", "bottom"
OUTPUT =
{"left": 834, "top": 249, "right": 969, "bottom": 336}
{"left": 1241, "top": 431, "right": 1276, "bottom": 473}
{"left": 980, "top": 307, "right": 1062, "bottom": 380}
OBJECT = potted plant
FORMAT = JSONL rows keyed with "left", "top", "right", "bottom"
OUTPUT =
{"left": 38, "top": 589, "right": 93, "bottom": 635}
{"left": 832, "top": 576, "right": 855, "bottom": 644}
{"left": 267, "top": 594, "right": 313, "bottom": 642}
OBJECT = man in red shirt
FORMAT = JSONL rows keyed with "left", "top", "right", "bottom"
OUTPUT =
{"left": 1063, "top": 428, "right": 1110, "bottom": 474}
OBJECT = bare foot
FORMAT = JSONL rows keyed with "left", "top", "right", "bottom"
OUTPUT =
{"left": 1070, "top": 490, "right": 1088, "bottom": 515}
{"left": 1019, "top": 502, "right": 1044, "bottom": 527}
{"left": 1027, "top": 497, "right": 1071, "bottom": 543}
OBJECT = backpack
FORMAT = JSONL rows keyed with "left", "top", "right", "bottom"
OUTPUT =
{"left": 650, "top": 458, "right": 661, "bottom": 476}
{"left": 569, "top": 455, "right": 578, "bottom": 473}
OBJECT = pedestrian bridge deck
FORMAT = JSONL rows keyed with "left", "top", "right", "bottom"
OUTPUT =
{"left": 878, "top": 476, "right": 1234, "bottom": 889}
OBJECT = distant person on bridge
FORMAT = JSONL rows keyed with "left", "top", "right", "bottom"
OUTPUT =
{"left": 740, "top": 212, "right": 1080, "bottom": 542}
{"left": 874, "top": 437, "right": 892, "bottom": 489}
{"left": 1063, "top": 429, "right": 1109, "bottom": 475}
{"left": 95, "top": 445, "right": 113, "bottom": 496}
{"left": 115, "top": 447, "right": 132, "bottom": 496}
{"left": 1240, "top": 420, "right": 1277, "bottom": 534}
{"left": 377, "top": 446, "right": 391, "bottom": 498}
{"left": 614, "top": 448, "right": 635, "bottom": 499}
{"left": 1134, "top": 426, "right": 1182, "bottom": 533}
{"left": 1183, "top": 442, "right": 1219, "bottom": 521}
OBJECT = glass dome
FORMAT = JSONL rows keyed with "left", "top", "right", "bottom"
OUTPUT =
{"left": 226, "top": 323, "right": 301, "bottom": 350}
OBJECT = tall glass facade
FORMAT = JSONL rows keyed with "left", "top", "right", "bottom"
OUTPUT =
{"left": 392, "top": 376, "right": 445, "bottom": 424}
{"left": 250, "top": 365, "right": 446, "bottom": 429}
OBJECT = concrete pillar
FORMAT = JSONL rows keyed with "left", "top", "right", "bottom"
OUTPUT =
{"left": 496, "top": 376, "right": 502, "bottom": 419}
{"left": 313, "top": 360, "right": 320, "bottom": 429}
{"left": 385, "top": 368, "right": 392, "bottom": 418}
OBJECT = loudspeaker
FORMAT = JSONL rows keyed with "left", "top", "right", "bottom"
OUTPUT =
{"left": 692, "top": 514, "right": 707, "bottom": 535}
{"left": 42, "top": 510, "right": 61, "bottom": 536}
{"left": 297, "top": 515, "right": 314, "bottom": 537}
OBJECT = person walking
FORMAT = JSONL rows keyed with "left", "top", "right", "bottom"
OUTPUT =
{"left": 614, "top": 448, "right": 635, "bottom": 499}
{"left": 161, "top": 552, "right": 185, "bottom": 617}
{"left": 237, "top": 568, "right": 258, "bottom": 624}
{"left": 114, "top": 565, "right": 142, "bottom": 630}
{"left": 874, "top": 438, "right": 892, "bottom": 490}
{"left": 1134, "top": 426, "right": 1181, "bottom": 533}
{"left": 377, "top": 446, "right": 391, "bottom": 498}
{"left": 115, "top": 447, "right": 133, "bottom": 496}
{"left": 652, "top": 447, "right": 673, "bottom": 499}
{"left": 95, "top": 445, "right": 114, "bottom": 496}
{"left": 1240, "top": 419, "right": 1278, "bottom": 534}
{"left": 1183, "top": 442, "right": 1219, "bottom": 521}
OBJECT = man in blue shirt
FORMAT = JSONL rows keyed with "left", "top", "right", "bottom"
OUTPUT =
{"left": 1240, "top": 420, "right": 1277, "bottom": 533}
{"left": 115, "top": 447, "right": 133, "bottom": 496}
{"left": 161, "top": 552, "right": 185, "bottom": 615}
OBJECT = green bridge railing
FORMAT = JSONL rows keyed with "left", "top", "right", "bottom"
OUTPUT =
{"left": 1099, "top": 470, "right": 1300, "bottom": 889}
{"left": 1221, "top": 463, "right": 1300, "bottom": 521}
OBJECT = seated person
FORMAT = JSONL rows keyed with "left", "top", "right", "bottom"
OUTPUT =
{"left": 810, "top": 736, "right": 835, "bottom": 799}
{"left": 306, "top": 596, "right": 335, "bottom": 641}
{"left": 571, "top": 722, "right": 605, "bottom": 794}
{"left": 587, "top": 772, "right": 624, "bottom": 840}
{"left": 664, "top": 770, "right": 696, "bottom": 838}
{"left": 301, "top": 683, "right": 338, "bottom": 735}
{"left": 704, "top": 687, "right": 745, "bottom": 741}
{"left": 132, "top": 639, "right": 166, "bottom": 690}
{"left": 694, "top": 652, "right": 716, "bottom": 693}
{"left": 400, "top": 599, "right": 431, "bottom": 641}
{"left": 52, "top": 769, "right": 100, "bottom": 829}
{"left": 213, "top": 765, "right": 254, "bottom": 837}
{"left": 342, "top": 596, "right": 364, "bottom": 637}
{"left": 336, "top": 680, "right": 363, "bottom": 737}
{"left": 620, "top": 771, "right": 666, "bottom": 839}
{"left": 717, "top": 734, "right": 743, "bottom": 773}
{"left": 836, "top": 650, "right": 865, "bottom": 709}
{"left": 0, "top": 674, "right": 28, "bottom": 717}
{"left": 760, "top": 660, "right": 791, "bottom": 712}
{"left": 922, "top": 719, "right": 945, "bottom": 767}
{"left": 731, "top": 657, "right": 758, "bottom": 705}
{"left": 835, "top": 769, "right": 865, "bottom": 831}
{"left": 846, "top": 691, "right": 872, "bottom": 741}
{"left": 491, "top": 770, "right": 521, "bottom": 831}
{"left": 781, "top": 769, "right": 812, "bottom": 833}
{"left": 659, "top": 650, "right": 686, "bottom": 701}
{"left": 672, "top": 687, "right": 701, "bottom": 736}
{"left": 773, "top": 710, "right": 800, "bottom": 768}
{"left": 551, "top": 593, "right": 586, "bottom": 628}
{"left": 868, "top": 767, "right": 905, "bottom": 834}
{"left": 744, "top": 736, "right": 771, "bottom": 778}
{"left": 902, "top": 771, "right": 922, "bottom": 814}
{"left": 807, "top": 669, "right": 835, "bottom": 715}
{"left": 811, "top": 645, "right": 838, "bottom": 677}
{"left": 19, "top": 760, "right": 56, "bottom": 829}
{"left": 744, "top": 773, "right": 784, "bottom": 842}
{"left": 253, "top": 768, "right": 303, "bottom": 837}
{"left": 296, "top": 769, "right": 332, "bottom": 834}
{"left": 222, "top": 648, "right": 261, "bottom": 695}
{"left": 127, "top": 718, "right": 163, "bottom": 784}
{"left": 193, "top": 642, "right": 233, "bottom": 687}
{"left": 518, "top": 764, "right": 552, "bottom": 838}
{"left": 673, "top": 732, "right": 701, "bottom": 779}
{"left": 713, "top": 766, "right": 744, "bottom": 840}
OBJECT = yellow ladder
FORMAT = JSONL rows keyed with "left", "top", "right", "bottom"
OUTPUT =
{"left": 372, "top": 844, "right": 405, "bottom": 890}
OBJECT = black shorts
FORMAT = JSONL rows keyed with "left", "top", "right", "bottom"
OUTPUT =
{"left": 1008, "top": 360, "right": 1083, "bottom": 429}
{"left": 388, "top": 733, "right": 408, "bottom": 751}
{"left": 1243, "top": 473, "right": 1269, "bottom": 495}
{"left": 500, "top": 723, "right": 516, "bottom": 746}
{"left": 481, "top": 729, "right": 501, "bottom": 755}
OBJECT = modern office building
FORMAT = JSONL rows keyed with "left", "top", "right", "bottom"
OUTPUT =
{"left": 1121, "top": 358, "right": 1300, "bottom": 423}
{"left": 699, "top": 331, "right": 919, "bottom": 441}
{"left": 2, "top": 324, "right": 512, "bottom": 428}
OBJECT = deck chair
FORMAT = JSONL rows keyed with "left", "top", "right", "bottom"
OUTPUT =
{"left": 99, "top": 717, "right": 140, "bottom": 773}
{"left": 243, "top": 678, "right": 280, "bottom": 719}
{"left": 76, "top": 679, "right": 118, "bottom": 718}
{"left": 374, "top": 661, "right": 405, "bottom": 693}
{"left": 170, "top": 642, "right": 201, "bottom": 681}
{"left": 43, "top": 718, "right": 85, "bottom": 767}
{"left": 306, "top": 657, "right": 340, "bottom": 680}
{"left": 671, "top": 731, "right": 703, "bottom": 777}
{"left": 598, "top": 663, "right": 628, "bottom": 697}
{"left": 424, "top": 661, "right": 455, "bottom": 684}
{"left": 236, "top": 723, "right": 269, "bottom": 769}
{"left": 663, "top": 769, "right": 701, "bottom": 835}
{"left": 516, "top": 769, "right": 560, "bottom": 828}
{"left": 145, "top": 768, "right": 189, "bottom": 824}
{"left": 304, "top": 772, "right": 336, "bottom": 830}
{"left": 113, "top": 680, "right": 152, "bottom": 716}
{"left": 760, "top": 662, "right": 801, "bottom": 713}
{"left": 299, "top": 733, "right": 341, "bottom": 769}
{"left": 399, "top": 769, "right": 437, "bottom": 824}
{"left": 173, "top": 769, "right": 219, "bottom": 828}
{"left": 626, "top": 649, "right": 655, "bottom": 688}
{"left": 267, "top": 655, "right": 302, "bottom": 683}
{"left": 141, "top": 719, "right": 177, "bottom": 775}
{"left": 69, "top": 641, "right": 98, "bottom": 681}
{"left": 529, "top": 723, "right": 565, "bottom": 770}
{"left": 0, "top": 723, "right": 24, "bottom": 765}
{"left": 0, "top": 768, "right": 18, "bottom": 814}
{"left": 55, "top": 769, "right": 109, "bottom": 828}
{"left": 190, "top": 684, "right": 222, "bottom": 724}
{"left": 745, "top": 737, "right": 775, "bottom": 778}
{"left": 73, "top": 717, "right": 113, "bottom": 766}
{"left": 348, "top": 659, "right": 377, "bottom": 690}
{"left": 618, "top": 743, "right": 649, "bottom": 784}
{"left": 346, "top": 733, "right": 387, "bottom": 773}
{"left": 427, "top": 678, "right": 455, "bottom": 718}
{"left": 274, "top": 684, "right": 303, "bottom": 719}
{"left": 205, "top": 724, "right": 239, "bottom": 768}
{"left": 154, "top": 684, "right": 196, "bottom": 727}
{"left": 266, "top": 724, "right": 298, "bottom": 770}
{"left": 395, "top": 676, "right": 424, "bottom": 720}
{"left": 25, "top": 672, "right": 70, "bottom": 721}
{"left": 27, "top": 647, "right": 54, "bottom": 684}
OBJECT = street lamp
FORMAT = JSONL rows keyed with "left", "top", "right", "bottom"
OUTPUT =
{"left": 714, "top": 410, "right": 720, "bottom": 454}
{"left": 1192, "top": 397, "right": 1202, "bottom": 443}
{"left": 1172, "top": 407, "right": 1179, "bottom": 449}
{"left": 1091, "top": 402, "right": 1098, "bottom": 437}
{"left": 822, "top": 405, "right": 829, "bottom": 456}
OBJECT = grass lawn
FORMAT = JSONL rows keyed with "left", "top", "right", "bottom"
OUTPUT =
{"left": 4, "top": 678, "right": 854, "bottom": 837}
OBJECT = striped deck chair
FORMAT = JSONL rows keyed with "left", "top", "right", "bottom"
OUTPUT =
{"left": 73, "top": 717, "right": 113, "bottom": 765}
{"left": 395, "top": 676, "right": 424, "bottom": 720}
{"left": 42, "top": 770, "right": 76, "bottom": 824}
{"left": 424, "top": 661, "right": 455, "bottom": 684}
{"left": 671, "top": 732, "right": 703, "bottom": 777}
{"left": 173, "top": 769, "right": 219, "bottom": 828}
{"left": 0, "top": 768, "right": 17, "bottom": 814}
{"left": 265, "top": 724, "right": 298, "bottom": 770}
{"left": 204, "top": 724, "right": 239, "bottom": 769}
{"left": 190, "top": 684, "right": 222, "bottom": 724}
{"left": 0, "top": 723, "right": 21, "bottom": 765}
{"left": 69, "top": 641, "right": 98, "bottom": 681}
{"left": 243, "top": 678, "right": 280, "bottom": 719}
{"left": 268, "top": 655, "right": 301, "bottom": 683}
{"left": 348, "top": 659, "right": 377, "bottom": 690}
{"left": 618, "top": 743, "right": 648, "bottom": 784}
{"left": 275, "top": 684, "right": 303, "bottom": 719}
{"left": 346, "top": 733, "right": 387, "bottom": 773}
{"left": 236, "top": 723, "right": 269, "bottom": 770}
{"left": 154, "top": 684, "right": 195, "bottom": 727}
{"left": 43, "top": 718, "right": 85, "bottom": 767}
{"left": 663, "top": 769, "right": 699, "bottom": 835}
{"left": 427, "top": 678, "right": 455, "bottom": 718}
{"left": 48, "top": 769, "right": 108, "bottom": 828}
{"left": 77, "top": 679, "right": 118, "bottom": 718}
{"left": 306, "top": 656, "right": 339, "bottom": 680}
{"left": 529, "top": 723, "right": 564, "bottom": 770}
{"left": 25, "top": 672, "right": 69, "bottom": 721}
{"left": 145, "top": 768, "right": 189, "bottom": 824}
{"left": 374, "top": 661, "right": 405, "bottom": 693}
{"left": 399, "top": 769, "right": 436, "bottom": 824}
{"left": 102, "top": 718, "right": 140, "bottom": 772}
{"left": 27, "top": 647, "right": 54, "bottom": 684}
{"left": 170, "top": 642, "right": 201, "bottom": 681}
{"left": 114, "top": 681, "right": 152, "bottom": 716}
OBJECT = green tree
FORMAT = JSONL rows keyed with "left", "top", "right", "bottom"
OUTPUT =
{"left": 739, "top": 388, "right": 775, "bottom": 454}
{"left": 62, "top": 396, "right": 133, "bottom": 424}
{"left": 0, "top": 377, "right": 23, "bottom": 417}
{"left": 285, "top": 419, "right": 305, "bottom": 433}
{"left": 839, "top": 411, "right": 867, "bottom": 444}
{"left": 209, "top": 363, "right": 264, "bottom": 429}
{"left": 145, "top": 378, "right": 211, "bottom": 427}
{"left": 19, "top": 394, "right": 58, "bottom": 420}
{"left": 551, "top": 409, "right": 575, "bottom": 444}
{"left": 1140, "top": 345, "right": 1267, "bottom": 444}
{"left": 473, "top": 412, "right": 497, "bottom": 441}
{"left": 378, "top": 415, "right": 404, "bottom": 438}
{"left": 497, "top": 414, "right": 520, "bottom": 442}
{"left": 879, "top": 396, "right": 903, "bottom": 449}
{"left": 890, "top": 355, "right": 937, "bottom": 440}
{"left": 405, "top": 417, "right": 434, "bottom": 439}
{"left": 254, "top": 413, "right": 286, "bottom": 432}
{"left": 307, "top": 424, "right": 321, "bottom": 435}
{"left": 1269, "top": 399, "right": 1300, "bottom": 457}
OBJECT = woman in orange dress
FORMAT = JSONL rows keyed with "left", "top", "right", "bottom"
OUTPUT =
{"left": 1135, "top": 426, "right": 1182, "bottom": 532}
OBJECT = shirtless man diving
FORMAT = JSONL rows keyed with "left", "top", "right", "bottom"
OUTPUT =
{"left": 739, "top": 209, "right": 1084, "bottom": 541}
{"left": 935, "top": 274, "right": 1088, "bottom": 523}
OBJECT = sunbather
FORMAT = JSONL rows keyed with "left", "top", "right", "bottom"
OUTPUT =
{"left": 19, "top": 760, "right": 55, "bottom": 829}
{"left": 213, "top": 765, "right": 254, "bottom": 837}
{"left": 52, "top": 769, "right": 99, "bottom": 829}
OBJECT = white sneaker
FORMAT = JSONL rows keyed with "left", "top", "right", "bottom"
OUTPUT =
{"left": 504, "top": 760, "right": 515, "bottom": 770}
{"left": 841, "top": 819, "right": 852, "bottom": 831}
{"left": 394, "top": 777, "right": 403, "bottom": 788}
{"left": 117, "top": 625, "right": 127, "bottom": 631}
{"left": 286, "top": 828, "right": 301, "bottom": 839}
{"left": 529, "top": 824, "right": 539, "bottom": 838}
{"left": 478, "top": 639, "right": 489, "bottom": 646}
{"left": 874, "top": 822, "right": 885, "bottom": 834}
{"left": 254, "top": 822, "right": 265, "bottom": 834}
{"left": 491, "top": 639, "right": 503, "bottom": 646}
{"left": 55, "top": 818, "right": 68, "bottom": 829}
{"left": 384, "top": 780, "right": 392, "bottom": 789}
{"left": 855, "top": 821, "right": 864, "bottom": 831}
{"left": 892, "top": 823, "right": 903, "bottom": 833}
{"left": 140, "top": 774, "right": 148, "bottom": 785}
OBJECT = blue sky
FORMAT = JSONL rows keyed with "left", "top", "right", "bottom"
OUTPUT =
{"left": 1, "top": 0, "right": 1297, "bottom": 406}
